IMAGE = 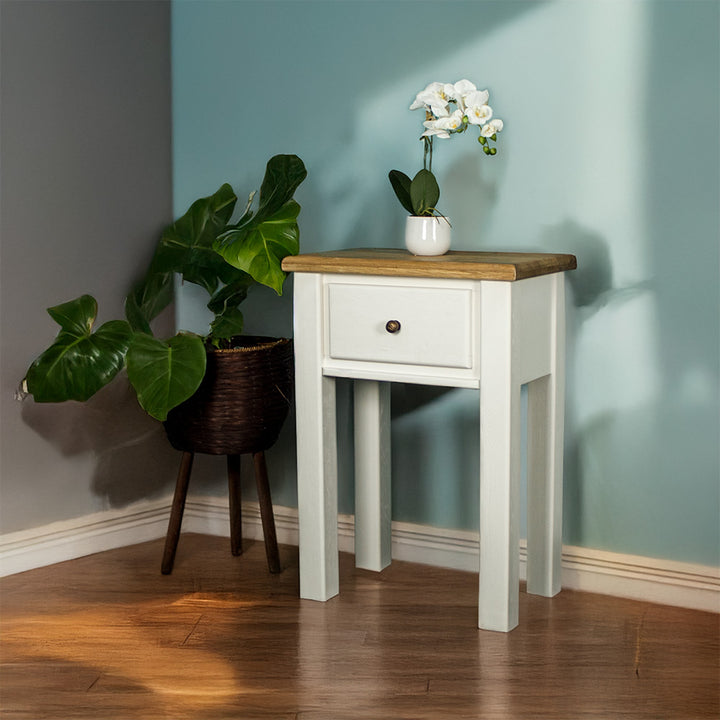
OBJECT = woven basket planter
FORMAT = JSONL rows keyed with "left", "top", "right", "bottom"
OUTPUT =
{"left": 163, "top": 336, "right": 294, "bottom": 456}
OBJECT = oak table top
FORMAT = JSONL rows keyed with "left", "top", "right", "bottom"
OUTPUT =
{"left": 282, "top": 248, "right": 577, "bottom": 282}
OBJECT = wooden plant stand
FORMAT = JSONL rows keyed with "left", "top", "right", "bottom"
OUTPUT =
{"left": 161, "top": 450, "right": 281, "bottom": 575}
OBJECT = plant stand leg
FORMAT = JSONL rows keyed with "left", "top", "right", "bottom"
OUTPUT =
{"left": 161, "top": 451, "right": 194, "bottom": 575}
{"left": 227, "top": 454, "right": 243, "bottom": 556}
{"left": 253, "top": 451, "right": 281, "bottom": 573}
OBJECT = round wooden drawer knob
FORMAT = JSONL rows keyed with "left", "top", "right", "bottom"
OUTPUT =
{"left": 385, "top": 320, "right": 401, "bottom": 334}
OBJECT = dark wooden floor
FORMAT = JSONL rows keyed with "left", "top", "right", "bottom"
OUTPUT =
{"left": 1, "top": 534, "right": 718, "bottom": 719}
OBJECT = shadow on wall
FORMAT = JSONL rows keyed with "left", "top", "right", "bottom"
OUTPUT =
{"left": 21, "top": 374, "right": 179, "bottom": 507}
{"left": 442, "top": 151, "right": 505, "bottom": 249}
{"left": 537, "top": 218, "right": 715, "bottom": 556}
{"left": 391, "top": 388, "right": 480, "bottom": 529}
{"left": 543, "top": 218, "right": 654, "bottom": 316}
{"left": 543, "top": 219, "right": 613, "bottom": 313}
{"left": 543, "top": 219, "right": 614, "bottom": 545}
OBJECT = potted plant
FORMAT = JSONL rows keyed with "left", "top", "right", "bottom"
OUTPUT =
{"left": 388, "top": 79, "right": 504, "bottom": 256}
{"left": 22, "top": 153, "right": 308, "bottom": 574}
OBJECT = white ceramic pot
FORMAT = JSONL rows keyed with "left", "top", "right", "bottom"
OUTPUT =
{"left": 405, "top": 215, "right": 451, "bottom": 256}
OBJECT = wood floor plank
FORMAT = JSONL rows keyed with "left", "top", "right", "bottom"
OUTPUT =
{"left": 1, "top": 534, "right": 717, "bottom": 719}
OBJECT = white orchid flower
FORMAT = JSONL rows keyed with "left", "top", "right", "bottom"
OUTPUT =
{"left": 442, "top": 82, "right": 457, "bottom": 101}
{"left": 468, "top": 104, "right": 493, "bottom": 125}
{"left": 422, "top": 109, "right": 466, "bottom": 139}
{"left": 464, "top": 89, "right": 489, "bottom": 112}
{"left": 410, "top": 81, "right": 451, "bottom": 117}
{"left": 421, "top": 116, "right": 451, "bottom": 138}
{"left": 409, "top": 82, "right": 440, "bottom": 109}
{"left": 421, "top": 125, "right": 451, "bottom": 139}
{"left": 448, "top": 79, "right": 478, "bottom": 109}
{"left": 466, "top": 92, "right": 493, "bottom": 126}
{"left": 436, "top": 109, "right": 465, "bottom": 132}
{"left": 481, "top": 118, "right": 504, "bottom": 137}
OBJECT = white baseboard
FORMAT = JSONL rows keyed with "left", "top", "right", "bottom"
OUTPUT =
{"left": 0, "top": 496, "right": 173, "bottom": 578}
{"left": 2, "top": 497, "right": 718, "bottom": 614}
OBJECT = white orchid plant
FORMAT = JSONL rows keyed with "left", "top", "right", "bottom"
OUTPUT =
{"left": 389, "top": 79, "right": 504, "bottom": 218}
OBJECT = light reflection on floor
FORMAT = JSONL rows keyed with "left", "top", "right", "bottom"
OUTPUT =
{"left": 3, "top": 597, "right": 243, "bottom": 705}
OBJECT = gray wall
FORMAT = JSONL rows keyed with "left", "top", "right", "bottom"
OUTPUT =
{"left": 0, "top": 0, "right": 176, "bottom": 533}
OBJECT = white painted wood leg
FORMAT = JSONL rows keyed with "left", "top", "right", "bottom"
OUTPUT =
{"left": 479, "top": 282, "right": 521, "bottom": 632}
{"left": 293, "top": 274, "right": 339, "bottom": 601}
{"left": 527, "top": 274, "right": 565, "bottom": 597}
{"left": 353, "top": 380, "right": 391, "bottom": 572}
{"left": 526, "top": 375, "right": 563, "bottom": 597}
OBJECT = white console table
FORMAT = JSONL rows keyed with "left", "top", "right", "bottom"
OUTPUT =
{"left": 282, "top": 248, "right": 577, "bottom": 632}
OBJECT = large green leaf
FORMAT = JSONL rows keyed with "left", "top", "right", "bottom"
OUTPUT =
{"left": 151, "top": 183, "right": 238, "bottom": 295}
{"left": 206, "top": 276, "right": 254, "bottom": 316}
{"left": 410, "top": 169, "right": 440, "bottom": 216}
{"left": 125, "top": 332, "right": 207, "bottom": 421}
{"left": 206, "top": 275, "right": 255, "bottom": 341}
{"left": 209, "top": 307, "right": 245, "bottom": 341}
{"left": 214, "top": 200, "right": 300, "bottom": 295}
{"left": 125, "top": 270, "right": 174, "bottom": 334}
{"left": 25, "top": 295, "right": 133, "bottom": 402}
{"left": 212, "top": 155, "right": 306, "bottom": 295}
{"left": 256, "top": 154, "right": 308, "bottom": 221}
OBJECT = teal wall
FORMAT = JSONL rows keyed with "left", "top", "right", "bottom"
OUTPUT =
{"left": 172, "top": 0, "right": 719, "bottom": 566}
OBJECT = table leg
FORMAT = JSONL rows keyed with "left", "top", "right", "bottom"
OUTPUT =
{"left": 479, "top": 282, "right": 521, "bottom": 632}
{"left": 526, "top": 274, "right": 565, "bottom": 597}
{"left": 294, "top": 274, "right": 339, "bottom": 601}
{"left": 353, "top": 380, "right": 391, "bottom": 571}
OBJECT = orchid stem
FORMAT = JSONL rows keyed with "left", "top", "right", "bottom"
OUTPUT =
{"left": 423, "top": 137, "right": 433, "bottom": 173}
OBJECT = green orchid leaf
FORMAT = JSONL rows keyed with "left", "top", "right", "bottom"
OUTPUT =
{"left": 125, "top": 270, "right": 174, "bottom": 334}
{"left": 214, "top": 200, "right": 300, "bottom": 295}
{"left": 26, "top": 295, "right": 133, "bottom": 402}
{"left": 125, "top": 332, "right": 206, "bottom": 421}
{"left": 389, "top": 170, "right": 414, "bottom": 215}
{"left": 410, "top": 169, "right": 440, "bottom": 216}
{"left": 151, "top": 183, "right": 238, "bottom": 295}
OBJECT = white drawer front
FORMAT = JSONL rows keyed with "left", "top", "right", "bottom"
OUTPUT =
{"left": 327, "top": 283, "right": 473, "bottom": 368}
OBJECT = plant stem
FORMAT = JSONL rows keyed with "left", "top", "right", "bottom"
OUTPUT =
{"left": 423, "top": 136, "right": 434, "bottom": 173}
